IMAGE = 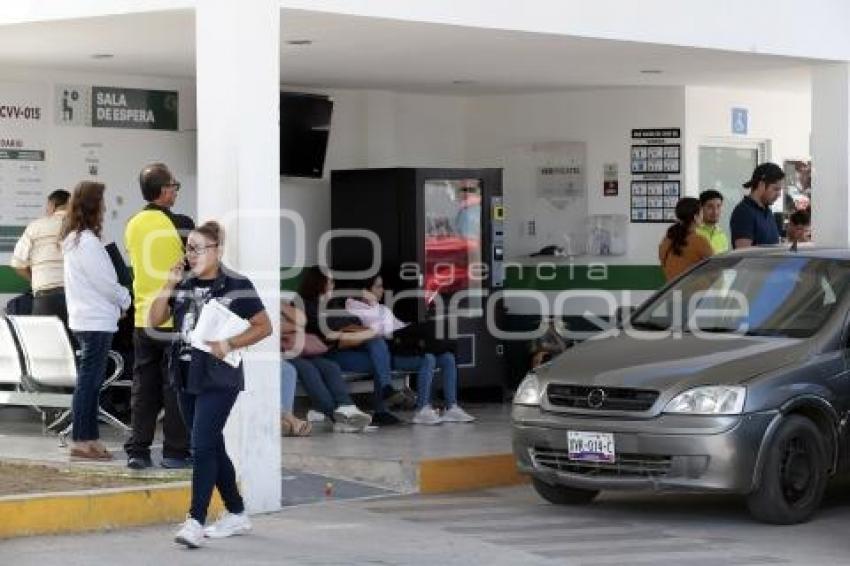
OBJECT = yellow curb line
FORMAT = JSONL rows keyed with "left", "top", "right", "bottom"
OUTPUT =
{"left": 1, "top": 454, "right": 526, "bottom": 538}
{"left": 0, "top": 482, "right": 223, "bottom": 539}
{"left": 418, "top": 453, "right": 529, "bottom": 494}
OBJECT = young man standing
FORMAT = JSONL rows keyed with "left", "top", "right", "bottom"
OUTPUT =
{"left": 730, "top": 163, "right": 784, "bottom": 249}
{"left": 695, "top": 189, "right": 729, "bottom": 254}
{"left": 11, "top": 190, "right": 71, "bottom": 326}
{"left": 123, "top": 163, "right": 192, "bottom": 469}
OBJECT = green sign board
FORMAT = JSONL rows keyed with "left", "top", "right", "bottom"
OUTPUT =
{"left": 91, "top": 86, "right": 178, "bottom": 131}
{"left": 0, "top": 149, "right": 45, "bottom": 161}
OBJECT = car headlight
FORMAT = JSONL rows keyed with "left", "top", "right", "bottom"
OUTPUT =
{"left": 663, "top": 386, "right": 746, "bottom": 415}
{"left": 514, "top": 373, "right": 542, "bottom": 406}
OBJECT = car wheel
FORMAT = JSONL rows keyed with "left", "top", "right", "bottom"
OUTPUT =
{"left": 746, "top": 415, "right": 827, "bottom": 525}
{"left": 532, "top": 477, "right": 599, "bottom": 505}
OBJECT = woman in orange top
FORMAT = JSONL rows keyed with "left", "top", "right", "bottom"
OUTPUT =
{"left": 659, "top": 197, "right": 714, "bottom": 281}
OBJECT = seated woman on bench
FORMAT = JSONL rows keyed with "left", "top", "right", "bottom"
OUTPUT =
{"left": 296, "top": 266, "right": 404, "bottom": 427}
{"left": 347, "top": 274, "right": 475, "bottom": 425}
{"left": 281, "top": 301, "right": 371, "bottom": 433}
{"left": 279, "top": 360, "right": 311, "bottom": 436}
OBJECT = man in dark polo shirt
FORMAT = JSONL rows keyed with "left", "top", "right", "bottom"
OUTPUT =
{"left": 730, "top": 162, "right": 784, "bottom": 249}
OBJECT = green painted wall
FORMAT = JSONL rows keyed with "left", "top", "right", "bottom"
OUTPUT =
{"left": 0, "top": 265, "right": 664, "bottom": 295}
{"left": 0, "top": 266, "right": 32, "bottom": 294}
{"left": 278, "top": 265, "right": 664, "bottom": 293}
{"left": 504, "top": 264, "right": 664, "bottom": 291}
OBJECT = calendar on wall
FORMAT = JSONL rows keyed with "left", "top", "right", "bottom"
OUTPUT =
{"left": 629, "top": 128, "right": 682, "bottom": 224}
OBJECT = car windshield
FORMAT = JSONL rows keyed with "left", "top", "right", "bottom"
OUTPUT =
{"left": 630, "top": 256, "right": 850, "bottom": 338}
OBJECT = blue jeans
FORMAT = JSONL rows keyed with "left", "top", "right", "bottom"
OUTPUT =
{"left": 393, "top": 352, "right": 458, "bottom": 410}
{"left": 325, "top": 337, "right": 393, "bottom": 412}
{"left": 280, "top": 360, "right": 297, "bottom": 413}
{"left": 178, "top": 388, "right": 244, "bottom": 525}
{"left": 289, "top": 357, "right": 353, "bottom": 419}
{"left": 71, "top": 331, "right": 113, "bottom": 441}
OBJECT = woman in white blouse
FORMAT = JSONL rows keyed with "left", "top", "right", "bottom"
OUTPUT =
{"left": 60, "top": 181, "right": 131, "bottom": 460}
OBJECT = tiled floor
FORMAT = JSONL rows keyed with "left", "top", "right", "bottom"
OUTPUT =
{"left": 0, "top": 402, "right": 516, "bottom": 491}
{"left": 283, "top": 403, "right": 513, "bottom": 462}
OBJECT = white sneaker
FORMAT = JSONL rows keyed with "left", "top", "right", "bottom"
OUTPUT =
{"left": 441, "top": 405, "right": 476, "bottom": 423}
{"left": 333, "top": 422, "right": 365, "bottom": 433}
{"left": 174, "top": 517, "right": 204, "bottom": 548}
{"left": 333, "top": 405, "right": 371, "bottom": 430}
{"left": 412, "top": 405, "right": 442, "bottom": 425}
{"left": 306, "top": 410, "right": 326, "bottom": 423}
{"left": 203, "top": 511, "right": 252, "bottom": 539}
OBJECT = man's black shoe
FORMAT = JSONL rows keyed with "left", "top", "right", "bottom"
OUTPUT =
{"left": 381, "top": 385, "right": 406, "bottom": 408}
{"left": 127, "top": 455, "right": 153, "bottom": 470}
{"left": 161, "top": 457, "right": 193, "bottom": 470}
{"left": 371, "top": 411, "right": 403, "bottom": 427}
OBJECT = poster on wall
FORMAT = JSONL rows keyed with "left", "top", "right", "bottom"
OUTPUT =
{"left": 631, "top": 144, "right": 680, "bottom": 174}
{"left": 603, "top": 162, "right": 618, "bottom": 196}
{"left": 78, "top": 141, "right": 103, "bottom": 178}
{"left": 506, "top": 141, "right": 589, "bottom": 257}
{"left": 0, "top": 149, "right": 47, "bottom": 252}
{"left": 629, "top": 127, "right": 682, "bottom": 224}
{"left": 56, "top": 84, "right": 179, "bottom": 131}
{"left": 533, "top": 141, "right": 586, "bottom": 208}
{"left": 0, "top": 82, "right": 49, "bottom": 255}
{"left": 630, "top": 180, "right": 680, "bottom": 223}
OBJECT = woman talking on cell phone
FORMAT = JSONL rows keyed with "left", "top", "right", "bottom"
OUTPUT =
{"left": 148, "top": 220, "right": 272, "bottom": 549}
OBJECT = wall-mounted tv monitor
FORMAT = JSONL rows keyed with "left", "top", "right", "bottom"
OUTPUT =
{"left": 280, "top": 92, "right": 333, "bottom": 178}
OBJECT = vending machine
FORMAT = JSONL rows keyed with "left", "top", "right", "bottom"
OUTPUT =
{"left": 330, "top": 168, "right": 506, "bottom": 389}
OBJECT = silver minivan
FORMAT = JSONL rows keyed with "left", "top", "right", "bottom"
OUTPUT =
{"left": 513, "top": 248, "right": 850, "bottom": 524}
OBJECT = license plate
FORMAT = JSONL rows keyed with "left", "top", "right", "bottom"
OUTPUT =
{"left": 567, "top": 431, "right": 616, "bottom": 463}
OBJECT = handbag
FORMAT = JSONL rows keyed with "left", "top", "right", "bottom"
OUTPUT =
{"left": 281, "top": 302, "right": 329, "bottom": 357}
{"left": 282, "top": 331, "right": 328, "bottom": 357}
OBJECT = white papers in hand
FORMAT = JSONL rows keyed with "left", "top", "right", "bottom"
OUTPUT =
{"left": 190, "top": 299, "right": 250, "bottom": 368}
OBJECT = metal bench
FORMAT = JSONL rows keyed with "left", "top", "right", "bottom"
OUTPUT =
{"left": 339, "top": 369, "right": 412, "bottom": 395}
{"left": 289, "top": 360, "right": 437, "bottom": 396}
{"left": 0, "top": 315, "right": 128, "bottom": 442}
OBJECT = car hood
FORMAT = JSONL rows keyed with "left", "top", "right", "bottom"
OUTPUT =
{"left": 537, "top": 332, "right": 810, "bottom": 391}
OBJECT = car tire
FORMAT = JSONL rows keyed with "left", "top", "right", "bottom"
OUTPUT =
{"left": 746, "top": 415, "right": 828, "bottom": 525}
{"left": 532, "top": 477, "right": 599, "bottom": 505}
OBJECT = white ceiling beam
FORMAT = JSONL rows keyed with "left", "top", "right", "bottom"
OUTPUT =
{"left": 0, "top": 0, "right": 194, "bottom": 26}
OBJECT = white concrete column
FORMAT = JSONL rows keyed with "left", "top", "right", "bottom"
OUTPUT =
{"left": 196, "top": 0, "right": 281, "bottom": 514}
{"left": 811, "top": 63, "right": 850, "bottom": 247}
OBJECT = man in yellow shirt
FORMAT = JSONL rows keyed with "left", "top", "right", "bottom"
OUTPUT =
{"left": 696, "top": 189, "right": 730, "bottom": 254}
{"left": 123, "top": 163, "right": 192, "bottom": 470}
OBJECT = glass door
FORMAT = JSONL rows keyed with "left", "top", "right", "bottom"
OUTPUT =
{"left": 699, "top": 145, "right": 761, "bottom": 238}
{"left": 423, "top": 179, "right": 483, "bottom": 311}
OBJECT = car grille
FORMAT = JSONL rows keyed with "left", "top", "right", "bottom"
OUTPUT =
{"left": 547, "top": 384, "right": 659, "bottom": 412}
{"left": 531, "top": 447, "right": 672, "bottom": 478}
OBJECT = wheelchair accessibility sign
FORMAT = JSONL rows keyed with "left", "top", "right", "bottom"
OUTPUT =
{"left": 732, "top": 107, "right": 748, "bottom": 135}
